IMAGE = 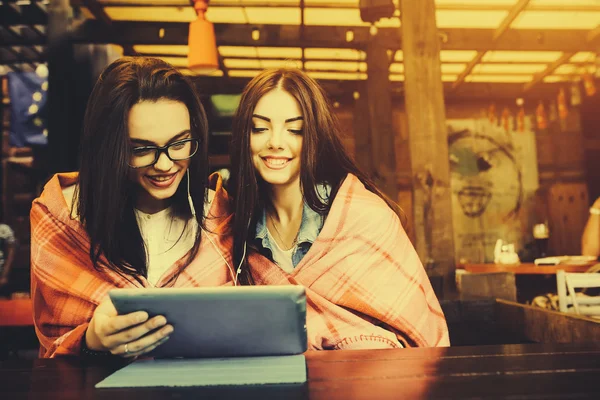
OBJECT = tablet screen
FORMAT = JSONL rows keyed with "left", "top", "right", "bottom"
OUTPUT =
{"left": 109, "top": 285, "right": 307, "bottom": 358}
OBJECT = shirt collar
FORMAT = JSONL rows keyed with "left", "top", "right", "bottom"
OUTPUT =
{"left": 254, "top": 183, "right": 330, "bottom": 247}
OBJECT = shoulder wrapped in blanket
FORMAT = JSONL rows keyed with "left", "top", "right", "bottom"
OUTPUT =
{"left": 249, "top": 174, "right": 450, "bottom": 349}
{"left": 30, "top": 172, "right": 233, "bottom": 357}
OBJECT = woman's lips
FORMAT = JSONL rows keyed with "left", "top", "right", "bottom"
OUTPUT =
{"left": 261, "top": 157, "right": 291, "bottom": 170}
{"left": 146, "top": 172, "right": 178, "bottom": 188}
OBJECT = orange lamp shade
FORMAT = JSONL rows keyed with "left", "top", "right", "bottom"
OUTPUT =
{"left": 188, "top": 14, "right": 219, "bottom": 73}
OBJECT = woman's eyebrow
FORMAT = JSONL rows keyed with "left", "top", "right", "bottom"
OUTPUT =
{"left": 130, "top": 130, "right": 191, "bottom": 146}
{"left": 252, "top": 115, "right": 303, "bottom": 123}
{"left": 252, "top": 114, "right": 270, "bottom": 122}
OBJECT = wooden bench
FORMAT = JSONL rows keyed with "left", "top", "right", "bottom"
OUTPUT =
{"left": 0, "top": 299, "right": 33, "bottom": 327}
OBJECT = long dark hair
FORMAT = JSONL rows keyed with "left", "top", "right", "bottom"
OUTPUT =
{"left": 77, "top": 57, "right": 209, "bottom": 284}
{"left": 229, "top": 68, "right": 400, "bottom": 285}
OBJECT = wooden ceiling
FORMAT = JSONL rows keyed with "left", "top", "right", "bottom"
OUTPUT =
{"left": 1, "top": 0, "right": 599, "bottom": 99}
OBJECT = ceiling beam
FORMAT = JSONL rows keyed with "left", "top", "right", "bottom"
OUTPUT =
{"left": 3, "top": 46, "right": 37, "bottom": 69}
{"left": 68, "top": 0, "right": 600, "bottom": 12}
{"left": 140, "top": 53, "right": 368, "bottom": 65}
{"left": 0, "top": 52, "right": 43, "bottom": 65}
{"left": 587, "top": 24, "right": 600, "bottom": 43}
{"left": 452, "top": 51, "right": 485, "bottom": 90}
{"left": 453, "top": 0, "right": 531, "bottom": 91}
{"left": 63, "top": 21, "right": 598, "bottom": 52}
{"left": 0, "top": 2, "right": 48, "bottom": 26}
{"left": 2, "top": 17, "right": 596, "bottom": 54}
{"left": 523, "top": 52, "right": 575, "bottom": 92}
{"left": 80, "top": 0, "right": 112, "bottom": 26}
{"left": 524, "top": 21, "right": 599, "bottom": 92}
{"left": 80, "top": 0, "right": 139, "bottom": 56}
{"left": 492, "top": 0, "right": 531, "bottom": 42}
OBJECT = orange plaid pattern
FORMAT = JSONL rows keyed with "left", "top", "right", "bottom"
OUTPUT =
{"left": 248, "top": 174, "right": 450, "bottom": 349}
{"left": 30, "top": 172, "right": 233, "bottom": 358}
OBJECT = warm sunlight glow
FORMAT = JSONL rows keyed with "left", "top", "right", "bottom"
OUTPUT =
{"left": 554, "top": 64, "right": 586, "bottom": 75}
{"left": 223, "top": 59, "right": 262, "bottom": 69}
{"left": 307, "top": 71, "right": 367, "bottom": 80}
{"left": 213, "top": 0, "right": 300, "bottom": 4}
{"left": 205, "top": 7, "right": 248, "bottom": 23}
{"left": 228, "top": 70, "right": 261, "bottom": 78}
{"left": 466, "top": 75, "right": 533, "bottom": 83}
{"left": 257, "top": 47, "right": 303, "bottom": 58}
{"left": 482, "top": 51, "right": 563, "bottom": 63}
{"left": 390, "top": 73, "right": 458, "bottom": 82}
{"left": 436, "top": 10, "right": 508, "bottom": 28}
{"left": 435, "top": 0, "right": 518, "bottom": 6}
{"left": 156, "top": 56, "right": 188, "bottom": 68}
{"left": 260, "top": 59, "right": 303, "bottom": 68}
{"left": 179, "top": 68, "right": 224, "bottom": 77}
{"left": 218, "top": 46, "right": 259, "bottom": 58}
{"left": 570, "top": 52, "right": 597, "bottom": 63}
{"left": 304, "top": 48, "right": 366, "bottom": 60}
{"left": 305, "top": 61, "right": 367, "bottom": 72}
{"left": 134, "top": 45, "right": 189, "bottom": 56}
{"left": 543, "top": 75, "right": 575, "bottom": 83}
{"left": 105, "top": 7, "right": 196, "bottom": 22}
{"left": 305, "top": 9, "right": 369, "bottom": 26}
{"left": 244, "top": 8, "right": 301, "bottom": 25}
{"left": 511, "top": 11, "right": 600, "bottom": 29}
{"left": 440, "top": 51, "right": 478, "bottom": 63}
{"left": 472, "top": 64, "right": 548, "bottom": 74}
{"left": 530, "top": 0, "right": 600, "bottom": 6}
{"left": 441, "top": 64, "right": 467, "bottom": 74}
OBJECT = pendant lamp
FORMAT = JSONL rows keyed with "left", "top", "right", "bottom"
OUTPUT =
{"left": 188, "top": 0, "right": 219, "bottom": 73}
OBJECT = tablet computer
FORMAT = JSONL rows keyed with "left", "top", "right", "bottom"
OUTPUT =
{"left": 109, "top": 285, "right": 307, "bottom": 359}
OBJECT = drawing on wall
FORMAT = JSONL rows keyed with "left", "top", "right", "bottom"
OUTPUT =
{"left": 448, "top": 118, "right": 538, "bottom": 263}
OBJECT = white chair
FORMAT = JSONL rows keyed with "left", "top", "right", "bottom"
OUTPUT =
{"left": 556, "top": 269, "right": 600, "bottom": 317}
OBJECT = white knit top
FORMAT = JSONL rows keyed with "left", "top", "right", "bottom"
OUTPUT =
{"left": 62, "top": 185, "right": 213, "bottom": 286}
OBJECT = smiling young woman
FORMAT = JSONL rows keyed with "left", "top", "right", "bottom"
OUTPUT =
{"left": 229, "top": 68, "right": 449, "bottom": 350}
{"left": 30, "top": 57, "right": 235, "bottom": 358}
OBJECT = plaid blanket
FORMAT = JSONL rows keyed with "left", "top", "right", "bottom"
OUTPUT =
{"left": 30, "top": 172, "right": 233, "bottom": 357}
{"left": 248, "top": 174, "right": 450, "bottom": 349}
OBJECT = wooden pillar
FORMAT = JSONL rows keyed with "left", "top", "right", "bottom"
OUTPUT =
{"left": 401, "top": 0, "right": 455, "bottom": 290}
{"left": 47, "top": 0, "right": 77, "bottom": 174}
{"left": 352, "top": 82, "right": 374, "bottom": 178}
{"left": 365, "top": 38, "right": 397, "bottom": 202}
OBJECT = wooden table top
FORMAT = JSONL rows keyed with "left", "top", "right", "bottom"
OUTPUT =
{"left": 2, "top": 342, "right": 599, "bottom": 399}
{"left": 460, "top": 263, "right": 596, "bottom": 274}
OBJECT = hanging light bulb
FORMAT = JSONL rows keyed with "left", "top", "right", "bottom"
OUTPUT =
{"left": 252, "top": 28, "right": 260, "bottom": 41}
{"left": 188, "top": 0, "right": 219, "bottom": 74}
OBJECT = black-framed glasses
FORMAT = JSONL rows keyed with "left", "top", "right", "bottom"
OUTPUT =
{"left": 128, "top": 138, "right": 199, "bottom": 168}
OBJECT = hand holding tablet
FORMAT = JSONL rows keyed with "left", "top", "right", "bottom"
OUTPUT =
{"left": 85, "top": 296, "right": 173, "bottom": 358}
{"left": 108, "top": 285, "right": 307, "bottom": 358}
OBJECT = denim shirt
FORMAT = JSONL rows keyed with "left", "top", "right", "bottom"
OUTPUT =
{"left": 254, "top": 185, "right": 330, "bottom": 269}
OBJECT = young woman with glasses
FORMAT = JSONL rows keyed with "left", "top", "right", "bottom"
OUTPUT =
{"left": 30, "top": 57, "right": 234, "bottom": 358}
{"left": 229, "top": 68, "right": 449, "bottom": 349}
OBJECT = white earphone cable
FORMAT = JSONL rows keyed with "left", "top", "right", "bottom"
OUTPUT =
{"left": 188, "top": 169, "right": 246, "bottom": 286}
